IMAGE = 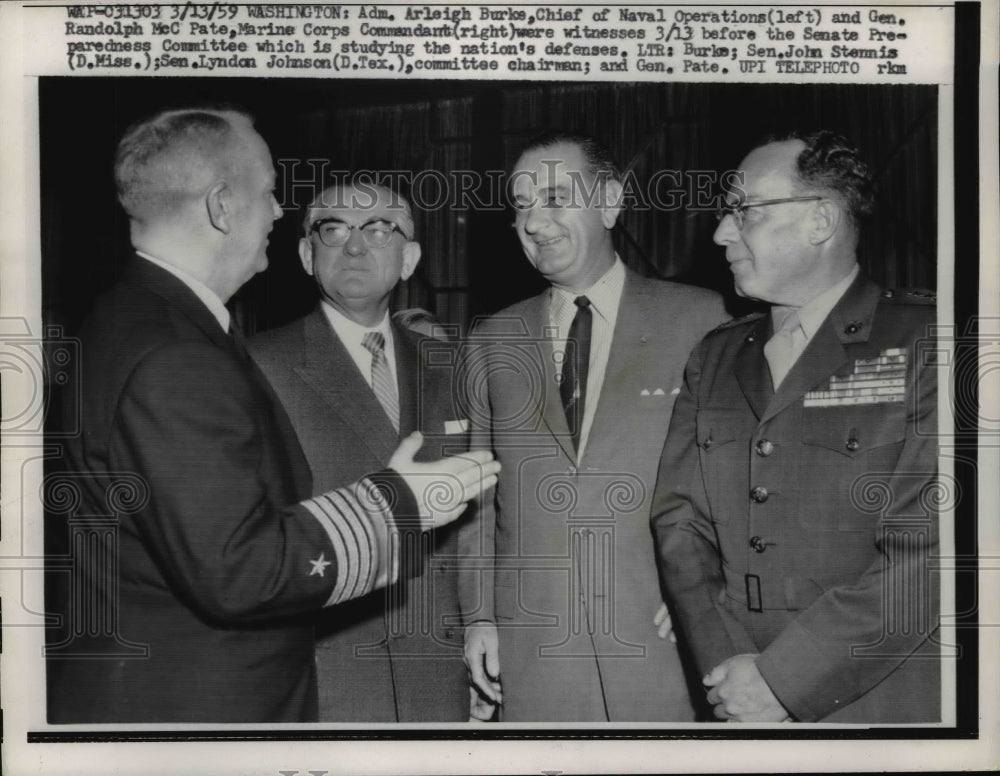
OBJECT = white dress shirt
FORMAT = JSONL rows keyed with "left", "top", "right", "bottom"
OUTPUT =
{"left": 321, "top": 302, "right": 398, "bottom": 389}
{"left": 136, "top": 251, "right": 230, "bottom": 332}
{"left": 549, "top": 257, "right": 627, "bottom": 461}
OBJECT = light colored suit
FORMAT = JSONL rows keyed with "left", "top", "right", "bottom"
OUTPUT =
{"left": 249, "top": 308, "right": 468, "bottom": 722}
{"left": 459, "top": 268, "right": 727, "bottom": 721}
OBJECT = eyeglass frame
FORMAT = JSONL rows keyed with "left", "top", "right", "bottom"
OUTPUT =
{"left": 308, "top": 217, "right": 411, "bottom": 248}
{"left": 715, "top": 196, "right": 823, "bottom": 230}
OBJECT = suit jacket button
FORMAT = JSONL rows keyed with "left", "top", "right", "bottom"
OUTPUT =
{"left": 845, "top": 438, "right": 860, "bottom": 452}
{"left": 749, "top": 536, "right": 767, "bottom": 553}
{"left": 750, "top": 486, "right": 769, "bottom": 503}
{"left": 755, "top": 439, "right": 774, "bottom": 457}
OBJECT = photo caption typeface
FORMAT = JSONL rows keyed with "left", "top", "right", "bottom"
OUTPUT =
{"left": 42, "top": 3, "right": 948, "bottom": 81}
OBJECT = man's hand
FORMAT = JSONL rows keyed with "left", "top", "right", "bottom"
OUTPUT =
{"left": 653, "top": 602, "right": 677, "bottom": 644}
{"left": 388, "top": 432, "right": 500, "bottom": 529}
{"left": 468, "top": 686, "right": 497, "bottom": 722}
{"left": 464, "top": 620, "right": 502, "bottom": 719}
{"left": 703, "top": 654, "right": 791, "bottom": 722}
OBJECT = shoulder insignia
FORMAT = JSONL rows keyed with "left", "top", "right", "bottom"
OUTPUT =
{"left": 708, "top": 311, "right": 766, "bottom": 333}
{"left": 882, "top": 288, "right": 936, "bottom": 304}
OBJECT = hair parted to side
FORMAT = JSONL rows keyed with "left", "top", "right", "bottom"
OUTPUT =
{"left": 518, "top": 130, "right": 621, "bottom": 183}
{"left": 780, "top": 130, "right": 875, "bottom": 228}
{"left": 114, "top": 107, "right": 253, "bottom": 221}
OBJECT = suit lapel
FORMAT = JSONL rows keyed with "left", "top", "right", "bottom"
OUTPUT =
{"left": 127, "top": 258, "right": 232, "bottom": 351}
{"left": 734, "top": 316, "right": 773, "bottom": 420}
{"left": 393, "top": 323, "right": 419, "bottom": 438}
{"left": 528, "top": 294, "right": 575, "bottom": 463}
{"left": 129, "top": 258, "right": 313, "bottom": 496}
{"left": 293, "top": 308, "right": 399, "bottom": 464}
{"left": 582, "top": 271, "right": 644, "bottom": 458}
{"left": 760, "top": 274, "right": 880, "bottom": 425}
{"left": 762, "top": 322, "right": 847, "bottom": 423}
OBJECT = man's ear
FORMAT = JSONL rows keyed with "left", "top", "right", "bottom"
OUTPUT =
{"left": 809, "top": 199, "right": 840, "bottom": 245}
{"left": 601, "top": 179, "right": 624, "bottom": 229}
{"left": 298, "top": 237, "right": 315, "bottom": 275}
{"left": 399, "top": 241, "right": 422, "bottom": 281}
{"left": 206, "top": 181, "right": 232, "bottom": 233}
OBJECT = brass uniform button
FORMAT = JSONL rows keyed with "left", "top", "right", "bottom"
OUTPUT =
{"left": 755, "top": 439, "right": 774, "bottom": 457}
{"left": 750, "top": 486, "right": 769, "bottom": 503}
{"left": 749, "top": 536, "right": 767, "bottom": 553}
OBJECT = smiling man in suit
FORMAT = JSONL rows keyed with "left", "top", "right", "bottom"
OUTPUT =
{"left": 47, "top": 110, "right": 497, "bottom": 724}
{"left": 650, "top": 131, "right": 939, "bottom": 722}
{"left": 458, "top": 132, "right": 728, "bottom": 721}
{"left": 249, "top": 182, "right": 471, "bottom": 721}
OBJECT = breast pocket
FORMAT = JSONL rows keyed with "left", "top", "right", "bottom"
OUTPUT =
{"left": 697, "top": 410, "right": 750, "bottom": 525}
{"left": 800, "top": 402, "right": 907, "bottom": 531}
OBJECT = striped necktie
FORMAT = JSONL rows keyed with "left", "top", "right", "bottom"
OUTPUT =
{"left": 362, "top": 331, "right": 400, "bottom": 433}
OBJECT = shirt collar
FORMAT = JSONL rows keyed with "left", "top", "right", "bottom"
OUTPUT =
{"left": 775, "top": 263, "right": 860, "bottom": 340}
{"left": 550, "top": 256, "right": 626, "bottom": 323}
{"left": 136, "top": 251, "right": 230, "bottom": 332}
{"left": 321, "top": 301, "right": 392, "bottom": 347}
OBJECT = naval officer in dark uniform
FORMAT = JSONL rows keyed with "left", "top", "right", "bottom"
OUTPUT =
{"left": 651, "top": 131, "right": 939, "bottom": 723}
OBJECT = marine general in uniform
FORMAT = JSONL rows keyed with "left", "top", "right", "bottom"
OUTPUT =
{"left": 651, "top": 131, "right": 939, "bottom": 723}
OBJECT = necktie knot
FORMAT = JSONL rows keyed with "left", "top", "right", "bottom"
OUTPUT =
{"left": 574, "top": 295, "right": 592, "bottom": 311}
{"left": 362, "top": 330, "right": 386, "bottom": 355}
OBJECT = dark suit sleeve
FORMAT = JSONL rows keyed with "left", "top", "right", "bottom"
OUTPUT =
{"left": 755, "top": 336, "right": 938, "bottom": 721}
{"left": 113, "top": 341, "right": 404, "bottom": 624}
{"left": 651, "top": 339, "right": 759, "bottom": 674}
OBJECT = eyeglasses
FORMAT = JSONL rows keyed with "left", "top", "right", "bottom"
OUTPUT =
{"left": 309, "top": 218, "right": 409, "bottom": 248}
{"left": 715, "top": 196, "right": 822, "bottom": 230}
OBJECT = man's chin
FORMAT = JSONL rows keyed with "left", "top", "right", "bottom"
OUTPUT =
{"left": 533, "top": 251, "right": 574, "bottom": 279}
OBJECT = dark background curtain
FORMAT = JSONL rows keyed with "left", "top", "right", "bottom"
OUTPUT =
{"left": 40, "top": 78, "right": 937, "bottom": 335}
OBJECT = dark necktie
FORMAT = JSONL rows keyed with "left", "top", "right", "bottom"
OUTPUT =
{"left": 228, "top": 320, "right": 250, "bottom": 362}
{"left": 560, "top": 295, "right": 592, "bottom": 451}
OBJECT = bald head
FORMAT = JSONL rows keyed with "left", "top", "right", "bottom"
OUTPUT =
{"left": 114, "top": 108, "right": 253, "bottom": 224}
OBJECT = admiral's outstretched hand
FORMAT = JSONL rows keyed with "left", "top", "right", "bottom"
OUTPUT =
{"left": 388, "top": 432, "right": 500, "bottom": 529}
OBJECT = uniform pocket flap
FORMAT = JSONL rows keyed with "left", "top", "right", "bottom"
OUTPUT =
{"left": 802, "top": 404, "right": 906, "bottom": 456}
